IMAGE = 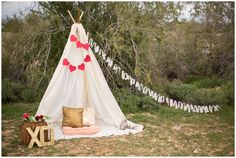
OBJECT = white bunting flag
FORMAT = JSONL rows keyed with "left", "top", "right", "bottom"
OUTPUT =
{"left": 102, "top": 53, "right": 106, "bottom": 60}
{"left": 187, "top": 104, "right": 191, "bottom": 113}
{"left": 148, "top": 90, "right": 154, "bottom": 98}
{"left": 194, "top": 105, "right": 199, "bottom": 113}
{"left": 215, "top": 105, "right": 221, "bottom": 110}
{"left": 142, "top": 87, "right": 149, "bottom": 95}
{"left": 199, "top": 106, "right": 204, "bottom": 113}
{"left": 129, "top": 78, "right": 136, "bottom": 86}
{"left": 173, "top": 100, "right": 178, "bottom": 108}
{"left": 124, "top": 72, "right": 130, "bottom": 80}
{"left": 166, "top": 97, "right": 170, "bottom": 106}
{"left": 178, "top": 102, "right": 183, "bottom": 110}
{"left": 94, "top": 44, "right": 100, "bottom": 53}
{"left": 121, "top": 71, "right": 128, "bottom": 80}
{"left": 139, "top": 84, "right": 144, "bottom": 91}
{"left": 152, "top": 92, "right": 158, "bottom": 101}
{"left": 112, "top": 64, "right": 121, "bottom": 74}
{"left": 190, "top": 104, "right": 195, "bottom": 112}
{"left": 135, "top": 81, "right": 141, "bottom": 91}
{"left": 197, "top": 106, "right": 201, "bottom": 113}
{"left": 204, "top": 106, "right": 209, "bottom": 113}
{"left": 208, "top": 106, "right": 213, "bottom": 113}
{"left": 160, "top": 96, "right": 165, "bottom": 103}
{"left": 213, "top": 105, "right": 220, "bottom": 111}
{"left": 183, "top": 104, "right": 188, "bottom": 111}
{"left": 169, "top": 99, "right": 174, "bottom": 107}
{"left": 175, "top": 102, "right": 180, "bottom": 109}
{"left": 105, "top": 57, "right": 114, "bottom": 68}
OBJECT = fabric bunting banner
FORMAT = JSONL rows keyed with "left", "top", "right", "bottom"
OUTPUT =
{"left": 88, "top": 37, "right": 221, "bottom": 113}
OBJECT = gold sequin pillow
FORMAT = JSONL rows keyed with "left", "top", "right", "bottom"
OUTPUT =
{"left": 62, "top": 107, "right": 83, "bottom": 128}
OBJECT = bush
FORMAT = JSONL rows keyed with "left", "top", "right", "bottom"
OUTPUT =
{"left": 165, "top": 79, "right": 228, "bottom": 106}
{"left": 185, "top": 88, "right": 226, "bottom": 106}
{"left": 2, "top": 79, "right": 23, "bottom": 103}
{"left": 21, "top": 87, "right": 36, "bottom": 103}
{"left": 113, "top": 88, "right": 140, "bottom": 113}
{"left": 113, "top": 88, "right": 159, "bottom": 113}
{"left": 191, "top": 77, "right": 223, "bottom": 89}
{"left": 184, "top": 75, "right": 206, "bottom": 84}
{"left": 165, "top": 79, "right": 198, "bottom": 101}
{"left": 2, "top": 79, "right": 37, "bottom": 103}
{"left": 138, "top": 96, "right": 159, "bottom": 112}
{"left": 184, "top": 75, "right": 224, "bottom": 88}
{"left": 222, "top": 81, "right": 234, "bottom": 106}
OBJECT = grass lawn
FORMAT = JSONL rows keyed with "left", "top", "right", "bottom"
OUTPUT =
{"left": 2, "top": 102, "right": 234, "bottom": 156}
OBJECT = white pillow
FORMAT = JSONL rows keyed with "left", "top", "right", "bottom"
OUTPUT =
{"left": 82, "top": 107, "right": 95, "bottom": 125}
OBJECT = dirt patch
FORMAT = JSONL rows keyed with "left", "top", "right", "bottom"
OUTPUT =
{"left": 2, "top": 113, "right": 234, "bottom": 156}
{"left": 2, "top": 129, "right": 13, "bottom": 137}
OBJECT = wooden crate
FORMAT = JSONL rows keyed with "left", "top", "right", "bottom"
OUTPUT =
{"left": 19, "top": 121, "right": 48, "bottom": 145}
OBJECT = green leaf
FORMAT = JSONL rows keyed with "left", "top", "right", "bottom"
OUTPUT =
{"left": 28, "top": 116, "right": 37, "bottom": 122}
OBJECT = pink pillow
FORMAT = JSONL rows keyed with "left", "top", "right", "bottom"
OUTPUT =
{"left": 62, "top": 125, "right": 101, "bottom": 135}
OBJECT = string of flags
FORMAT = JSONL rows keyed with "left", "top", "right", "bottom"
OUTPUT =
{"left": 88, "top": 37, "right": 221, "bottom": 113}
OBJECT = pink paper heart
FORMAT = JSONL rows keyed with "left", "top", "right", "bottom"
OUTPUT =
{"left": 63, "top": 58, "right": 70, "bottom": 66}
{"left": 76, "top": 41, "right": 83, "bottom": 48}
{"left": 84, "top": 55, "right": 91, "bottom": 62}
{"left": 69, "top": 65, "right": 76, "bottom": 72}
{"left": 70, "top": 35, "right": 77, "bottom": 42}
{"left": 84, "top": 43, "right": 90, "bottom": 50}
{"left": 78, "top": 63, "right": 85, "bottom": 71}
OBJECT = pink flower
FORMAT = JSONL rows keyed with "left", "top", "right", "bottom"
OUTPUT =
{"left": 22, "top": 113, "right": 30, "bottom": 119}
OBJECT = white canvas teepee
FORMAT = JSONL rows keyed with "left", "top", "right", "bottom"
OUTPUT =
{"left": 36, "top": 23, "right": 143, "bottom": 140}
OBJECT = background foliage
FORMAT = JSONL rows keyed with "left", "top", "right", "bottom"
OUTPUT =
{"left": 2, "top": 2, "right": 234, "bottom": 110}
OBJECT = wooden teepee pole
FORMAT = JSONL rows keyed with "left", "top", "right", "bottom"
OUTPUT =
{"left": 76, "top": 9, "right": 84, "bottom": 23}
{"left": 79, "top": 12, "right": 84, "bottom": 21}
{"left": 67, "top": 9, "right": 84, "bottom": 24}
{"left": 67, "top": 10, "right": 76, "bottom": 24}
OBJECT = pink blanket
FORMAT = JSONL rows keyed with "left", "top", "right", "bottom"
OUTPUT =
{"left": 62, "top": 125, "right": 101, "bottom": 135}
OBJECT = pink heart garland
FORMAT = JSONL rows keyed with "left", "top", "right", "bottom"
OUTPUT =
{"left": 84, "top": 55, "right": 91, "bottom": 62}
{"left": 76, "top": 41, "right": 83, "bottom": 48}
{"left": 70, "top": 35, "right": 77, "bottom": 42}
{"left": 78, "top": 63, "right": 85, "bottom": 71}
{"left": 63, "top": 58, "right": 70, "bottom": 66}
{"left": 84, "top": 43, "right": 90, "bottom": 50}
{"left": 69, "top": 65, "right": 76, "bottom": 72}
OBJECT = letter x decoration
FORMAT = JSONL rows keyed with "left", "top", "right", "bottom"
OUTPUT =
{"left": 26, "top": 126, "right": 42, "bottom": 148}
{"left": 26, "top": 126, "right": 55, "bottom": 148}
